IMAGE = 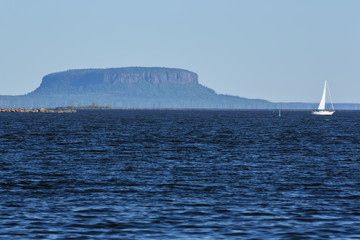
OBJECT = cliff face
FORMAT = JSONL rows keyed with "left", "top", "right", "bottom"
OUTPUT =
{"left": 34, "top": 67, "right": 199, "bottom": 94}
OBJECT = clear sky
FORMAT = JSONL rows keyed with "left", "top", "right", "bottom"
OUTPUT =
{"left": 1, "top": 0, "right": 359, "bottom": 103}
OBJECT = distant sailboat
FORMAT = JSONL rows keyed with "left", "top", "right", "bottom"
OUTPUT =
{"left": 312, "top": 80, "right": 335, "bottom": 115}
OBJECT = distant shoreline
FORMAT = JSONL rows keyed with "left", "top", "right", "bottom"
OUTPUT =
{"left": 0, "top": 108, "right": 76, "bottom": 113}
{"left": 1, "top": 107, "right": 360, "bottom": 113}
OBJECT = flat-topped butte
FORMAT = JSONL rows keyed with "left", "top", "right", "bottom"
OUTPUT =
{"left": 0, "top": 67, "right": 273, "bottom": 109}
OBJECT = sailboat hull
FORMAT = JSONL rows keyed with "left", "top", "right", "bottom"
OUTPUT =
{"left": 312, "top": 110, "right": 335, "bottom": 115}
{"left": 312, "top": 80, "right": 335, "bottom": 115}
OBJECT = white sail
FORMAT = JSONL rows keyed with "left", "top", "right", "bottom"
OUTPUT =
{"left": 312, "top": 80, "right": 334, "bottom": 115}
{"left": 317, "top": 80, "right": 327, "bottom": 110}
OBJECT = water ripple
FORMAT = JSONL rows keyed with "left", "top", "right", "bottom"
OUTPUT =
{"left": 1, "top": 110, "right": 360, "bottom": 239}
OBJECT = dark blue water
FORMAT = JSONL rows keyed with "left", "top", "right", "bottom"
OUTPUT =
{"left": 1, "top": 110, "right": 360, "bottom": 239}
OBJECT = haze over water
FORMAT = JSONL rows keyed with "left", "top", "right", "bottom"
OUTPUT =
{"left": 1, "top": 110, "right": 360, "bottom": 239}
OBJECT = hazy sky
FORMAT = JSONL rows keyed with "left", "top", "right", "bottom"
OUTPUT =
{"left": 1, "top": 0, "right": 359, "bottom": 103}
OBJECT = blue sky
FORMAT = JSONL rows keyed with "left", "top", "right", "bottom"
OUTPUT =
{"left": 1, "top": 0, "right": 359, "bottom": 103}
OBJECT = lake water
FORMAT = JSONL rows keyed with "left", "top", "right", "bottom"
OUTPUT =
{"left": 1, "top": 110, "right": 360, "bottom": 239}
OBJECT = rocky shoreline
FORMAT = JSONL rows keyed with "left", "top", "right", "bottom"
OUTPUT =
{"left": 0, "top": 108, "right": 76, "bottom": 113}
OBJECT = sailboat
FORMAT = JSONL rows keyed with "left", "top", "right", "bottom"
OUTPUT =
{"left": 312, "top": 80, "right": 335, "bottom": 115}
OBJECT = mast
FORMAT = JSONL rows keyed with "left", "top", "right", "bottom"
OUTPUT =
{"left": 317, "top": 80, "right": 327, "bottom": 110}
{"left": 327, "top": 80, "right": 335, "bottom": 111}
